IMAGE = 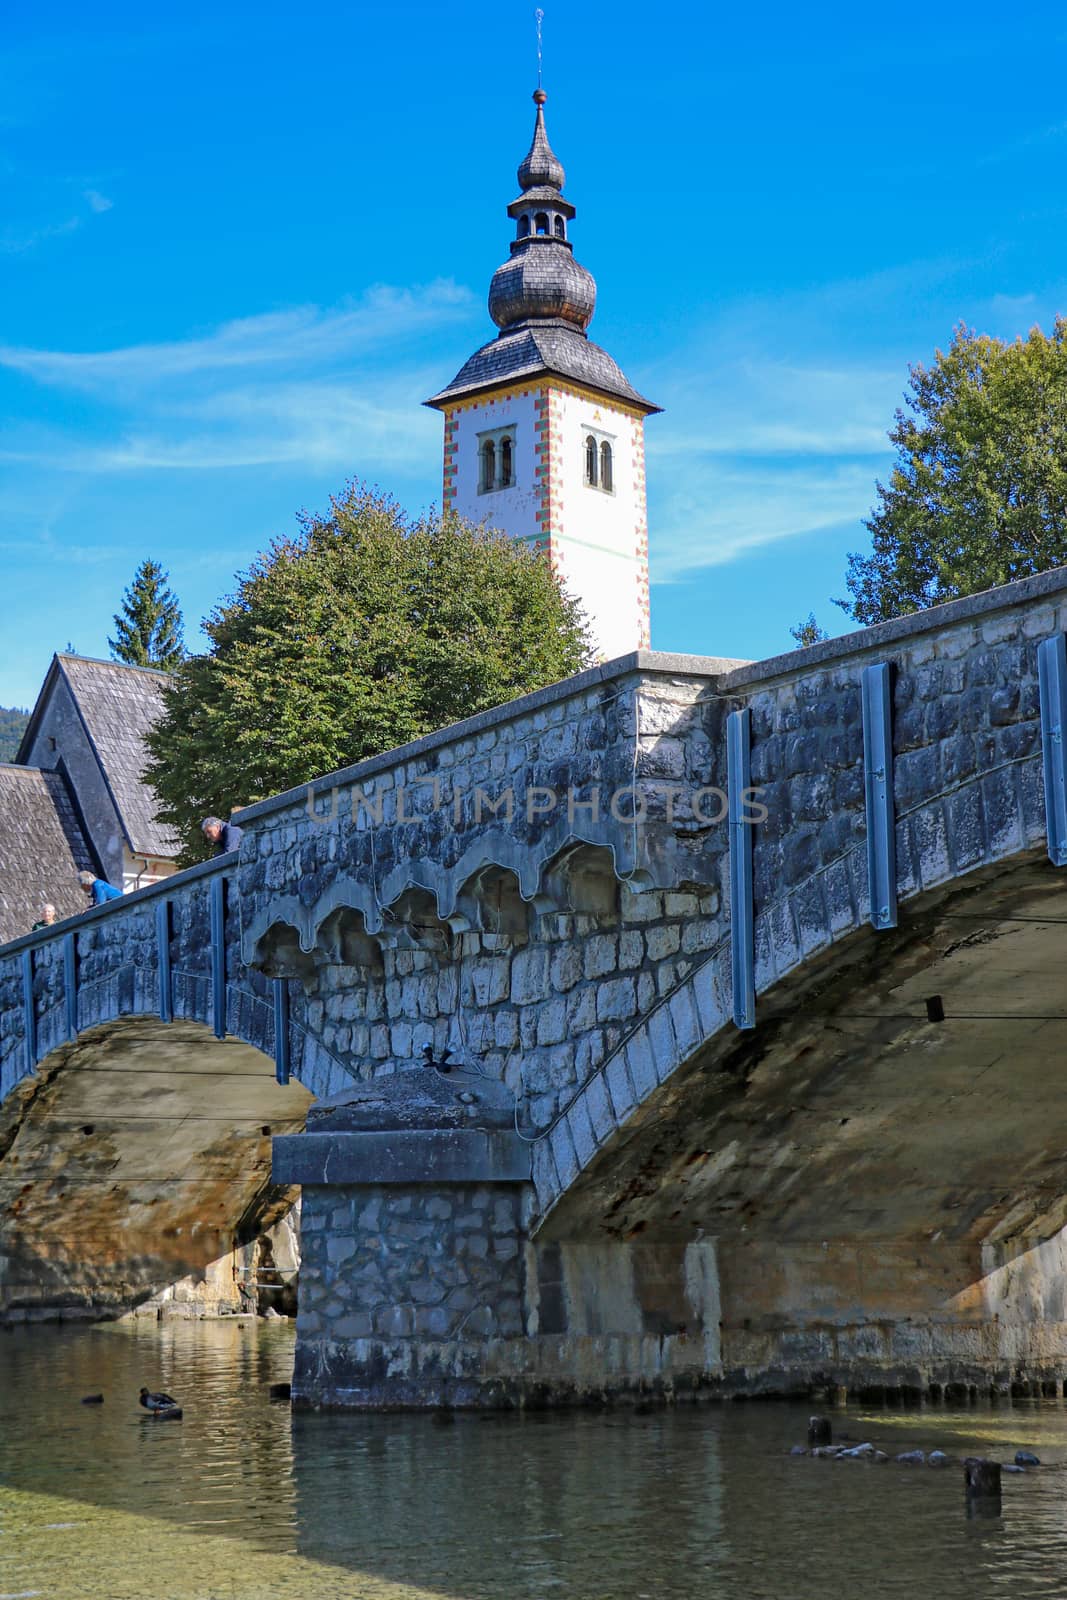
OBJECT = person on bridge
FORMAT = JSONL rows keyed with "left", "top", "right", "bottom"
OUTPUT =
{"left": 77, "top": 871, "right": 123, "bottom": 906}
{"left": 201, "top": 815, "right": 244, "bottom": 855}
{"left": 32, "top": 903, "right": 58, "bottom": 930}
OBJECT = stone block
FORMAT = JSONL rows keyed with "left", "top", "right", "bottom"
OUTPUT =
{"left": 596, "top": 977, "right": 636, "bottom": 1023}
{"left": 647, "top": 1004, "right": 677, "bottom": 1083}
{"left": 583, "top": 935, "right": 618, "bottom": 980}
{"left": 333, "top": 1312, "right": 373, "bottom": 1339}
{"left": 583, "top": 1070, "right": 616, "bottom": 1143}
{"left": 511, "top": 947, "right": 550, "bottom": 1006}
{"left": 473, "top": 958, "right": 510, "bottom": 1008}
{"left": 604, "top": 1052, "right": 637, "bottom": 1122}
{"left": 550, "top": 946, "right": 583, "bottom": 992}
{"left": 536, "top": 1001, "right": 568, "bottom": 1047}
{"left": 625, "top": 1031, "right": 657, "bottom": 1103}
{"left": 567, "top": 1096, "right": 598, "bottom": 1170}
{"left": 645, "top": 924, "right": 681, "bottom": 962}
{"left": 668, "top": 986, "right": 702, "bottom": 1061}
{"left": 549, "top": 1117, "right": 579, "bottom": 1190}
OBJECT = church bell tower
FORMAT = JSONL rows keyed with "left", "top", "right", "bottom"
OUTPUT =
{"left": 426, "top": 90, "right": 660, "bottom": 659}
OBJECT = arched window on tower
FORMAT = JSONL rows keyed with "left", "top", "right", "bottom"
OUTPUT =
{"left": 480, "top": 439, "right": 496, "bottom": 495}
{"left": 585, "top": 436, "right": 598, "bottom": 488}
{"left": 553, "top": 216, "right": 565, "bottom": 238}
{"left": 518, "top": 214, "right": 531, "bottom": 238}
{"left": 600, "top": 440, "right": 613, "bottom": 493}
{"left": 500, "top": 436, "right": 513, "bottom": 488}
{"left": 534, "top": 212, "right": 549, "bottom": 235}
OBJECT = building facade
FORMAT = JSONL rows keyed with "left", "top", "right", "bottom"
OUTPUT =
{"left": 427, "top": 91, "right": 659, "bottom": 661}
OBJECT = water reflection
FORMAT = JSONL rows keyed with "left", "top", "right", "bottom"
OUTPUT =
{"left": 1, "top": 1323, "right": 1067, "bottom": 1598}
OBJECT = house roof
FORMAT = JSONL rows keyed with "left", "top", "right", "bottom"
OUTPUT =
{"left": 0, "top": 765, "right": 96, "bottom": 944}
{"left": 16, "top": 654, "right": 179, "bottom": 861}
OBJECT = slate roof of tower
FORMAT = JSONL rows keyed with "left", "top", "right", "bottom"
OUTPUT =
{"left": 426, "top": 320, "right": 660, "bottom": 413}
{"left": 17, "top": 654, "right": 179, "bottom": 861}
{"left": 426, "top": 91, "right": 660, "bottom": 417}
{"left": 0, "top": 765, "right": 95, "bottom": 943}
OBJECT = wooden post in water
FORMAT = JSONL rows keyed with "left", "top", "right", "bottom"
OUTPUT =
{"left": 807, "top": 1415, "right": 832, "bottom": 1446}
{"left": 964, "top": 1458, "right": 1002, "bottom": 1517}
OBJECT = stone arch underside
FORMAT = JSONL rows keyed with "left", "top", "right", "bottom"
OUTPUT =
{"left": 538, "top": 851, "right": 1067, "bottom": 1385}
{"left": 0, "top": 1016, "right": 313, "bottom": 1322}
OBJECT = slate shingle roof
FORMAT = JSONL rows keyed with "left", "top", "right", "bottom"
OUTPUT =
{"left": 57, "top": 655, "right": 179, "bottom": 860}
{"left": 0, "top": 766, "right": 95, "bottom": 943}
{"left": 426, "top": 320, "right": 660, "bottom": 414}
{"left": 16, "top": 655, "right": 179, "bottom": 862}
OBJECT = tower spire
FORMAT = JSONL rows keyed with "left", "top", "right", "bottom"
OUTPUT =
{"left": 517, "top": 88, "right": 565, "bottom": 193}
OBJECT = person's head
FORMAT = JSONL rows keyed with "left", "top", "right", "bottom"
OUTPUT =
{"left": 78, "top": 870, "right": 96, "bottom": 897}
{"left": 201, "top": 816, "right": 223, "bottom": 844}
{"left": 40, "top": 903, "right": 57, "bottom": 925}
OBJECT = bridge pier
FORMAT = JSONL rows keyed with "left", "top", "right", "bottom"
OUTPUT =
{"left": 274, "top": 1067, "right": 725, "bottom": 1409}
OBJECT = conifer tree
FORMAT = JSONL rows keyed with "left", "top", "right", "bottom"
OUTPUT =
{"left": 110, "top": 559, "right": 185, "bottom": 670}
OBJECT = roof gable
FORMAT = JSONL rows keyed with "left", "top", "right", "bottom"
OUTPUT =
{"left": 18, "top": 654, "right": 179, "bottom": 861}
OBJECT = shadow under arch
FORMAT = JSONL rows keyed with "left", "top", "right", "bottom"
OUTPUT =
{"left": 537, "top": 849, "right": 1067, "bottom": 1334}
{"left": 0, "top": 1014, "right": 313, "bottom": 1322}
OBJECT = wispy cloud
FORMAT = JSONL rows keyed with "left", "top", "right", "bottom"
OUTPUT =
{"left": 84, "top": 189, "right": 113, "bottom": 213}
{"left": 651, "top": 461, "right": 878, "bottom": 581}
{"left": 0, "top": 215, "right": 81, "bottom": 255}
{"left": 0, "top": 283, "right": 478, "bottom": 477}
{"left": 0, "top": 282, "right": 475, "bottom": 392}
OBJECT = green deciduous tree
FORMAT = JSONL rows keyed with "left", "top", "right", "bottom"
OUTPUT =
{"left": 144, "top": 482, "right": 593, "bottom": 860}
{"left": 110, "top": 559, "right": 185, "bottom": 669}
{"left": 839, "top": 320, "right": 1067, "bottom": 625}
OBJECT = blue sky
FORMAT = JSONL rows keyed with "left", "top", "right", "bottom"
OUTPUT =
{"left": 2, "top": 2, "right": 1067, "bottom": 707}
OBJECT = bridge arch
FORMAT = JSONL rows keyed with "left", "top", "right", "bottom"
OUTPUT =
{"left": 531, "top": 734, "right": 1052, "bottom": 1240}
{"left": 0, "top": 1014, "right": 314, "bottom": 1321}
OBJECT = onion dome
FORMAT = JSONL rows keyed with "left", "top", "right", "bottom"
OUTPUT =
{"left": 489, "top": 245, "right": 595, "bottom": 331}
{"left": 487, "top": 90, "right": 595, "bottom": 334}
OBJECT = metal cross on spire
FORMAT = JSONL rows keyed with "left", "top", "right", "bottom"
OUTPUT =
{"left": 535, "top": 8, "right": 544, "bottom": 88}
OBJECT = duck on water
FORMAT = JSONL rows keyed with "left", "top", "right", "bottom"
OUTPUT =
{"left": 139, "top": 1388, "right": 182, "bottom": 1419}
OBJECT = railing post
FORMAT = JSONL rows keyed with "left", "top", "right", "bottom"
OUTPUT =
{"left": 273, "top": 978, "right": 291, "bottom": 1086}
{"left": 210, "top": 876, "right": 227, "bottom": 1040}
{"left": 21, "top": 948, "right": 36, "bottom": 1072}
{"left": 156, "top": 899, "right": 173, "bottom": 1023}
{"left": 727, "top": 707, "right": 755, "bottom": 1030}
{"left": 63, "top": 932, "right": 78, "bottom": 1041}
{"left": 1038, "top": 635, "right": 1067, "bottom": 867}
{"left": 862, "top": 662, "right": 898, "bottom": 928}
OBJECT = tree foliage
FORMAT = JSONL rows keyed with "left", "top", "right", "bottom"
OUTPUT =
{"left": 0, "top": 706, "right": 29, "bottom": 762}
{"left": 840, "top": 320, "right": 1067, "bottom": 625}
{"left": 145, "top": 483, "right": 593, "bottom": 861}
{"left": 110, "top": 559, "right": 185, "bottom": 669}
{"left": 789, "top": 613, "right": 828, "bottom": 648}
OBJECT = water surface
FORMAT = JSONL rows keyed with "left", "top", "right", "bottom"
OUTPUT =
{"left": 2, "top": 1321, "right": 1067, "bottom": 1598}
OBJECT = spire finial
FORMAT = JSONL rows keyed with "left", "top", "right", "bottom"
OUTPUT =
{"left": 535, "top": 8, "right": 544, "bottom": 89}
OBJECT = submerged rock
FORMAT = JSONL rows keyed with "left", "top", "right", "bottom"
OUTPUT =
{"left": 837, "top": 1443, "right": 875, "bottom": 1459}
{"left": 928, "top": 1450, "right": 953, "bottom": 1467}
{"left": 896, "top": 1449, "right": 925, "bottom": 1465}
{"left": 1015, "top": 1450, "right": 1040, "bottom": 1466}
{"left": 789, "top": 1445, "right": 808, "bottom": 1456}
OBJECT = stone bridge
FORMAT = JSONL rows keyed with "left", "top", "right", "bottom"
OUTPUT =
{"left": 5, "top": 568, "right": 1067, "bottom": 1406}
